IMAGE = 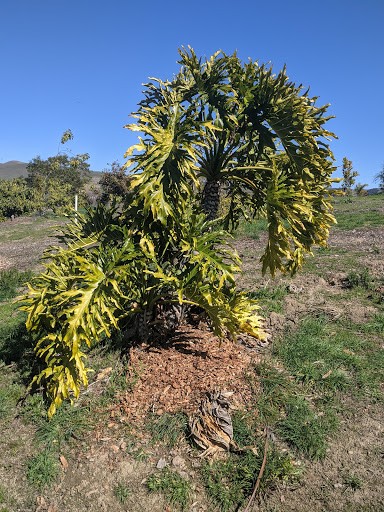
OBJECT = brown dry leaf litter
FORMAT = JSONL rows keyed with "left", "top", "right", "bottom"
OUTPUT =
{"left": 113, "top": 327, "right": 263, "bottom": 424}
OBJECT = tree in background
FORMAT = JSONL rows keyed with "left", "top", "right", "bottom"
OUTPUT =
{"left": 0, "top": 175, "right": 78, "bottom": 221}
{"left": 26, "top": 154, "right": 91, "bottom": 196}
{"left": 354, "top": 182, "right": 368, "bottom": 196}
{"left": 341, "top": 157, "right": 358, "bottom": 195}
{"left": 0, "top": 178, "right": 35, "bottom": 220}
{"left": 98, "top": 161, "right": 132, "bottom": 204}
{"left": 27, "top": 129, "right": 91, "bottom": 195}
{"left": 25, "top": 130, "right": 91, "bottom": 215}
{"left": 0, "top": 130, "right": 91, "bottom": 221}
{"left": 374, "top": 163, "right": 384, "bottom": 192}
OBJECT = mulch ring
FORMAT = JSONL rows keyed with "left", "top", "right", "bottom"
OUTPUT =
{"left": 112, "top": 327, "right": 263, "bottom": 425}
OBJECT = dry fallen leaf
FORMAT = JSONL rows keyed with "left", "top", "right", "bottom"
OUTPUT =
{"left": 59, "top": 455, "right": 68, "bottom": 469}
{"left": 97, "top": 367, "right": 113, "bottom": 380}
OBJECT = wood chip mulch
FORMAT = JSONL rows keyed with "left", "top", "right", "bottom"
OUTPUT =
{"left": 113, "top": 326, "right": 263, "bottom": 424}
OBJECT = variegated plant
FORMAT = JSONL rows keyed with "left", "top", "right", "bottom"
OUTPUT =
{"left": 19, "top": 204, "right": 266, "bottom": 417}
{"left": 20, "top": 47, "right": 338, "bottom": 417}
{"left": 125, "top": 46, "right": 339, "bottom": 275}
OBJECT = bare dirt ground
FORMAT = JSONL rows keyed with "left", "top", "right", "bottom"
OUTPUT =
{"left": 233, "top": 225, "right": 384, "bottom": 512}
{"left": 0, "top": 214, "right": 384, "bottom": 512}
{"left": 0, "top": 216, "right": 65, "bottom": 271}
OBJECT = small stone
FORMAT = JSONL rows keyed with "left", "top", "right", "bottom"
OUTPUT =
{"left": 334, "top": 483, "right": 343, "bottom": 488}
{"left": 172, "top": 455, "right": 186, "bottom": 468}
{"left": 156, "top": 458, "right": 167, "bottom": 469}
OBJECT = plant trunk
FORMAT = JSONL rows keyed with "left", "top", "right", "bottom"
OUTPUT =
{"left": 202, "top": 180, "right": 220, "bottom": 221}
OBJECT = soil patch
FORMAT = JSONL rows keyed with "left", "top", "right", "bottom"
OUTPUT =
{"left": 113, "top": 327, "right": 262, "bottom": 424}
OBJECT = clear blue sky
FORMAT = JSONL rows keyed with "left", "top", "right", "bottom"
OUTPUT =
{"left": 1, "top": 0, "right": 383, "bottom": 187}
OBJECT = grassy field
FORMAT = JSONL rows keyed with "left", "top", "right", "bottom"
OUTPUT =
{"left": 0, "top": 194, "right": 383, "bottom": 511}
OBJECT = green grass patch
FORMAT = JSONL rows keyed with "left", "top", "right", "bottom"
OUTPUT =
{"left": 335, "top": 210, "right": 384, "bottom": 230}
{"left": 272, "top": 317, "right": 384, "bottom": 399}
{"left": 247, "top": 284, "right": 288, "bottom": 313}
{"left": 36, "top": 401, "right": 93, "bottom": 447}
{"left": 330, "top": 194, "right": 384, "bottom": 230}
{"left": 359, "top": 313, "right": 384, "bottom": 334}
{"left": 0, "top": 215, "right": 66, "bottom": 243}
{"left": 147, "top": 468, "right": 191, "bottom": 511}
{"left": 277, "top": 396, "right": 338, "bottom": 459}
{"left": 235, "top": 218, "right": 268, "bottom": 239}
{"left": 0, "top": 376, "right": 24, "bottom": 418}
{"left": 0, "top": 269, "right": 34, "bottom": 301}
{"left": 250, "top": 362, "right": 338, "bottom": 458}
{"left": 146, "top": 412, "right": 188, "bottom": 447}
{"left": 27, "top": 449, "right": 59, "bottom": 489}
{"left": 202, "top": 443, "right": 299, "bottom": 512}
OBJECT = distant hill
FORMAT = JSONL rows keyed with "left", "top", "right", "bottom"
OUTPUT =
{"left": 0, "top": 161, "right": 102, "bottom": 182}
{"left": 0, "top": 161, "right": 28, "bottom": 179}
{"left": 367, "top": 188, "right": 381, "bottom": 196}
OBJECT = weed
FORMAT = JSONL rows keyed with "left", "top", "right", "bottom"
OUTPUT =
{"left": 147, "top": 468, "right": 191, "bottom": 511}
{"left": 0, "top": 486, "right": 5, "bottom": 503}
{"left": 0, "top": 269, "right": 34, "bottom": 301}
{"left": 146, "top": 412, "right": 188, "bottom": 447}
{"left": 346, "top": 267, "right": 373, "bottom": 290}
{"left": 27, "top": 449, "right": 59, "bottom": 489}
{"left": 7, "top": 439, "right": 23, "bottom": 455}
{"left": 114, "top": 482, "right": 131, "bottom": 504}
{"left": 344, "top": 473, "right": 363, "bottom": 490}
{"left": 133, "top": 448, "right": 151, "bottom": 462}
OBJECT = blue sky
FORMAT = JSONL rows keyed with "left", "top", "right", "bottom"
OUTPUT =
{"left": 1, "top": 0, "right": 383, "bottom": 187}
